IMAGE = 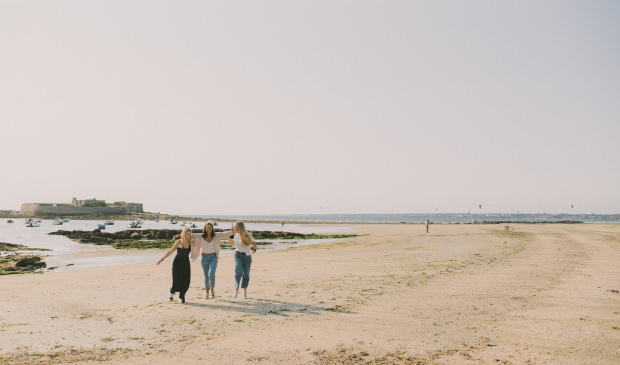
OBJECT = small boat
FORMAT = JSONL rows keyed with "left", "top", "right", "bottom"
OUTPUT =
{"left": 7, "top": 219, "right": 14, "bottom": 223}
{"left": 154, "top": 219, "right": 160, "bottom": 222}
{"left": 62, "top": 218, "right": 70, "bottom": 223}
{"left": 52, "top": 217, "right": 63, "bottom": 225}
{"left": 97, "top": 224, "right": 106, "bottom": 229}
{"left": 36, "top": 218, "right": 42, "bottom": 223}
{"left": 169, "top": 218, "right": 178, "bottom": 224}
{"left": 127, "top": 221, "right": 142, "bottom": 229}
{"left": 26, "top": 221, "right": 40, "bottom": 227}
{"left": 104, "top": 220, "right": 115, "bottom": 225}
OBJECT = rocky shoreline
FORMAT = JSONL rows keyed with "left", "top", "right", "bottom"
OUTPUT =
{"left": 48, "top": 229, "right": 358, "bottom": 250}
{"left": 0, "top": 243, "right": 51, "bottom": 275}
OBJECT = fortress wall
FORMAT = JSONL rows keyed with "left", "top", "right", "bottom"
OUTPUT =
{"left": 20, "top": 204, "right": 130, "bottom": 217}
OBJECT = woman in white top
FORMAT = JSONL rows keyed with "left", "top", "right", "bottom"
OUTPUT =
{"left": 174, "top": 221, "right": 232, "bottom": 299}
{"left": 230, "top": 221, "right": 258, "bottom": 299}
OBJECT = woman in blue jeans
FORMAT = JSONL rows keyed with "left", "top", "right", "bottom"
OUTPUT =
{"left": 173, "top": 221, "right": 232, "bottom": 299}
{"left": 229, "top": 221, "right": 258, "bottom": 299}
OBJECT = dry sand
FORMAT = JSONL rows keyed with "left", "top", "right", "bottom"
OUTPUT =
{"left": 1, "top": 224, "right": 619, "bottom": 364}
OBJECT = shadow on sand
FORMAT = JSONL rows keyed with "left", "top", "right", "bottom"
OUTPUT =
{"left": 184, "top": 297, "right": 355, "bottom": 316}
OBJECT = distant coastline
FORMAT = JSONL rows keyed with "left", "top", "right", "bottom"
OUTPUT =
{"left": 0, "top": 210, "right": 174, "bottom": 221}
{"left": 2, "top": 210, "right": 619, "bottom": 224}
{"left": 184, "top": 213, "right": 620, "bottom": 224}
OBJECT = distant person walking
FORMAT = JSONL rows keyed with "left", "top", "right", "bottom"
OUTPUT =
{"left": 229, "top": 221, "right": 258, "bottom": 299}
{"left": 157, "top": 227, "right": 195, "bottom": 304}
{"left": 426, "top": 220, "right": 430, "bottom": 233}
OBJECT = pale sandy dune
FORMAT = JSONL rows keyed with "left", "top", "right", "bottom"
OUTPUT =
{"left": 1, "top": 224, "right": 619, "bottom": 364}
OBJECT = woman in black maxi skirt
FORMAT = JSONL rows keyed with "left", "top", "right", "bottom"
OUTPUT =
{"left": 157, "top": 227, "right": 195, "bottom": 303}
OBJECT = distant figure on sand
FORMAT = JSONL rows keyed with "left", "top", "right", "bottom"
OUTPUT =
{"left": 174, "top": 221, "right": 233, "bottom": 299}
{"left": 426, "top": 220, "right": 430, "bottom": 233}
{"left": 229, "top": 221, "right": 258, "bottom": 299}
{"left": 157, "top": 227, "right": 195, "bottom": 303}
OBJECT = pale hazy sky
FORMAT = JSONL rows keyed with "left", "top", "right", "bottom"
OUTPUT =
{"left": 1, "top": 1, "right": 619, "bottom": 215}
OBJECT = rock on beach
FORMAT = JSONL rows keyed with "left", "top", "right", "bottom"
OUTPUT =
{"left": 1, "top": 255, "right": 47, "bottom": 274}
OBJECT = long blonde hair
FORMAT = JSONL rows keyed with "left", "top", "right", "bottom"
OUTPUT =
{"left": 179, "top": 227, "right": 192, "bottom": 248}
{"left": 235, "top": 221, "right": 254, "bottom": 247}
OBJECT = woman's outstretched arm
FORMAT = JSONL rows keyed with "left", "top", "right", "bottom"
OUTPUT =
{"left": 157, "top": 240, "right": 181, "bottom": 265}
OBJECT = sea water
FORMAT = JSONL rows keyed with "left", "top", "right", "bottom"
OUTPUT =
{"left": 193, "top": 213, "right": 620, "bottom": 224}
{"left": 2, "top": 214, "right": 618, "bottom": 273}
{"left": 0, "top": 219, "right": 352, "bottom": 272}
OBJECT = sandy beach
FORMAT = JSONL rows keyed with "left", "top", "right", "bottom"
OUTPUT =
{"left": 1, "top": 223, "right": 619, "bottom": 364}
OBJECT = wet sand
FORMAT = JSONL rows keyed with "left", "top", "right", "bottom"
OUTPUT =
{"left": 1, "top": 224, "right": 619, "bottom": 364}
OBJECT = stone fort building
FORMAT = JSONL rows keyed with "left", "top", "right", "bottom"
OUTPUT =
{"left": 20, "top": 198, "right": 144, "bottom": 217}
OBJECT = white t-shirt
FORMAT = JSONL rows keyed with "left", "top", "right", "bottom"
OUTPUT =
{"left": 233, "top": 233, "right": 253, "bottom": 255}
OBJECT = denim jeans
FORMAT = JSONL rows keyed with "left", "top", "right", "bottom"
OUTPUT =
{"left": 234, "top": 252, "right": 252, "bottom": 289}
{"left": 200, "top": 254, "right": 218, "bottom": 291}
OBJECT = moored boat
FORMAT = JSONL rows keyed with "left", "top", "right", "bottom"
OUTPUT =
{"left": 127, "top": 221, "right": 142, "bottom": 229}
